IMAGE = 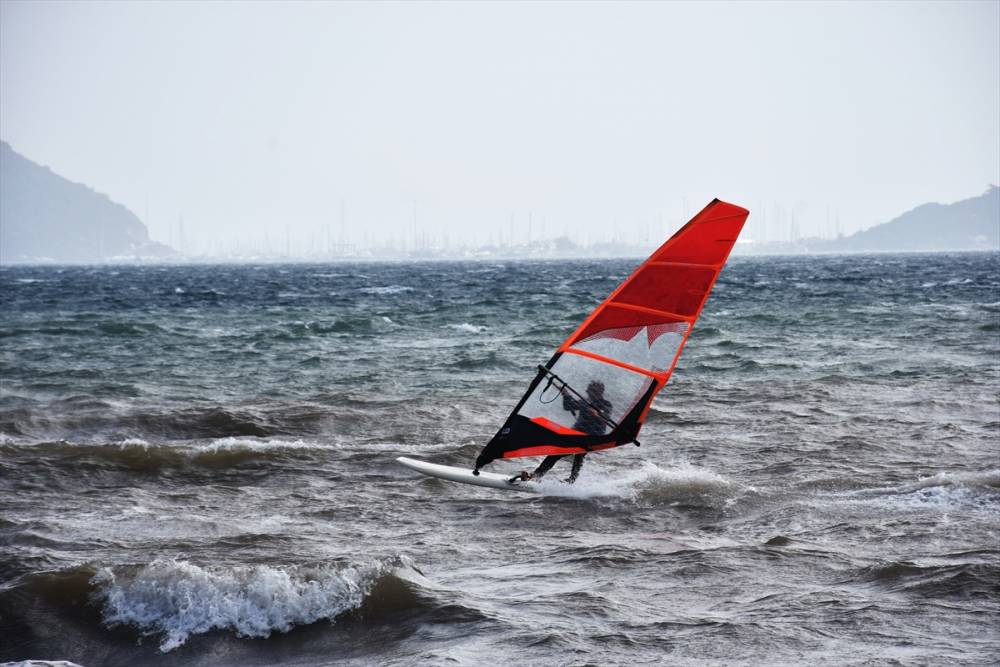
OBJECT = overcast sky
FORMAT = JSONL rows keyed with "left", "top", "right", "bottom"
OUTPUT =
{"left": 1, "top": 0, "right": 997, "bottom": 252}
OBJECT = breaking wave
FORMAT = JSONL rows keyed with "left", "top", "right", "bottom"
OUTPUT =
{"left": 91, "top": 559, "right": 391, "bottom": 651}
{"left": 0, "top": 557, "right": 428, "bottom": 653}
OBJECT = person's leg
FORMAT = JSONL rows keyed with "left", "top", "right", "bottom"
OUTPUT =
{"left": 566, "top": 453, "right": 586, "bottom": 483}
{"left": 531, "top": 455, "right": 562, "bottom": 480}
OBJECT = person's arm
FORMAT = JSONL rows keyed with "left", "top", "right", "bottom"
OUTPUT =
{"left": 562, "top": 390, "right": 579, "bottom": 414}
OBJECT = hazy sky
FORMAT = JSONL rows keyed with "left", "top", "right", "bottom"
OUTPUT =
{"left": 1, "top": 0, "right": 997, "bottom": 252}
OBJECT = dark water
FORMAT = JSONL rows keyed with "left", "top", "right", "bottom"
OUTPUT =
{"left": 1, "top": 254, "right": 998, "bottom": 667}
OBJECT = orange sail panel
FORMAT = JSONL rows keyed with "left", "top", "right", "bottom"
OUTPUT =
{"left": 474, "top": 199, "right": 749, "bottom": 472}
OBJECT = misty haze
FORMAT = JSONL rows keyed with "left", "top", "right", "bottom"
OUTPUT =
{"left": 1, "top": 1, "right": 997, "bottom": 262}
{"left": 1, "top": 3, "right": 998, "bottom": 667}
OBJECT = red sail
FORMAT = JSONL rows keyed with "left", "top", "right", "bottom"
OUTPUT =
{"left": 475, "top": 199, "right": 749, "bottom": 470}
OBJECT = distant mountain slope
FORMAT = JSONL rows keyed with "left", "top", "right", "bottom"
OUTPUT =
{"left": 834, "top": 186, "right": 999, "bottom": 252}
{"left": 0, "top": 141, "right": 174, "bottom": 263}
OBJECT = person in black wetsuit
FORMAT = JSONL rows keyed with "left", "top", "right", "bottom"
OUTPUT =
{"left": 519, "top": 380, "right": 613, "bottom": 483}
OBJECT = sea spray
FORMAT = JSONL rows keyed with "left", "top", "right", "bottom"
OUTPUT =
{"left": 533, "top": 459, "right": 746, "bottom": 507}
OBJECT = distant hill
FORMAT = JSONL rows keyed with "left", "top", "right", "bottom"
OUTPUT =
{"left": 831, "top": 186, "right": 999, "bottom": 253}
{"left": 0, "top": 141, "right": 175, "bottom": 263}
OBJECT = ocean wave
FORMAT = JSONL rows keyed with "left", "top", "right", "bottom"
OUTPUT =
{"left": 0, "top": 404, "right": 331, "bottom": 442}
{"left": 444, "top": 323, "right": 488, "bottom": 334}
{"left": 1, "top": 662, "right": 85, "bottom": 667}
{"left": 904, "top": 469, "right": 1000, "bottom": 491}
{"left": 360, "top": 285, "right": 413, "bottom": 295}
{"left": 192, "top": 436, "right": 338, "bottom": 455}
{"left": 545, "top": 543, "right": 659, "bottom": 567}
{"left": 0, "top": 437, "right": 338, "bottom": 471}
{"left": 825, "top": 470, "right": 1000, "bottom": 512}
{"left": 0, "top": 557, "right": 434, "bottom": 654}
{"left": 252, "top": 316, "right": 398, "bottom": 339}
{"left": 126, "top": 406, "right": 281, "bottom": 438}
{"left": 91, "top": 559, "right": 388, "bottom": 651}
{"left": 854, "top": 560, "right": 1000, "bottom": 598}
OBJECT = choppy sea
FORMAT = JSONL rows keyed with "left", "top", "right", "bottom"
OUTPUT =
{"left": 0, "top": 253, "right": 998, "bottom": 666}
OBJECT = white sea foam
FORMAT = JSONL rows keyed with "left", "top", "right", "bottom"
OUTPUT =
{"left": 825, "top": 470, "right": 1000, "bottom": 512}
{"left": 2, "top": 662, "right": 86, "bottom": 667}
{"left": 361, "top": 285, "right": 413, "bottom": 295}
{"left": 910, "top": 469, "right": 1000, "bottom": 489}
{"left": 92, "top": 558, "right": 390, "bottom": 651}
{"left": 5, "top": 437, "right": 338, "bottom": 456}
{"left": 194, "top": 437, "right": 339, "bottom": 454}
{"left": 533, "top": 460, "right": 742, "bottom": 505}
{"left": 444, "top": 323, "right": 487, "bottom": 334}
{"left": 117, "top": 437, "right": 152, "bottom": 448}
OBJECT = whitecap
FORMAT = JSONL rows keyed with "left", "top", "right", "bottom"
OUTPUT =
{"left": 195, "top": 437, "right": 338, "bottom": 454}
{"left": 116, "top": 438, "right": 152, "bottom": 448}
{"left": 905, "top": 469, "right": 1000, "bottom": 492}
{"left": 361, "top": 285, "right": 413, "bottom": 295}
{"left": 822, "top": 469, "right": 1000, "bottom": 513}
{"left": 444, "top": 323, "right": 487, "bottom": 334}
{"left": 92, "top": 558, "right": 391, "bottom": 651}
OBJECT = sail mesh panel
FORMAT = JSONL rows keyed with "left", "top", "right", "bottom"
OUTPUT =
{"left": 516, "top": 353, "right": 654, "bottom": 430}
{"left": 571, "top": 322, "right": 688, "bottom": 373}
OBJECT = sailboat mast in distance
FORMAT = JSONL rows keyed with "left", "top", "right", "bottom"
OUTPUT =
{"left": 474, "top": 199, "right": 750, "bottom": 473}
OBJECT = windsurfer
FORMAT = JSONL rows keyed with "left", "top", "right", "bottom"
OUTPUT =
{"left": 515, "top": 380, "right": 612, "bottom": 483}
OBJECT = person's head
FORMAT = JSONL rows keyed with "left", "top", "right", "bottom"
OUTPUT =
{"left": 586, "top": 380, "right": 605, "bottom": 399}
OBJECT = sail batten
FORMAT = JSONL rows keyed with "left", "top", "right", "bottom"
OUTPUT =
{"left": 595, "top": 301, "right": 694, "bottom": 323}
{"left": 562, "top": 347, "right": 662, "bottom": 379}
{"left": 474, "top": 199, "right": 749, "bottom": 472}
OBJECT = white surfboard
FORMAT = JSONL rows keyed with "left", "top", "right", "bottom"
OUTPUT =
{"left": 396, "top": 456, "right": 540, "bottom": 494}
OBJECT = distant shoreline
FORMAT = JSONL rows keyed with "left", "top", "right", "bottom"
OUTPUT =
{"left": 2, "top": 247, "right": 997, "bottom": 269}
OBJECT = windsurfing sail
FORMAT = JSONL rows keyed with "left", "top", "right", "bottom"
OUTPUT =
{"left": 474, "top": 198, "right": 749, "bottom": 473}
